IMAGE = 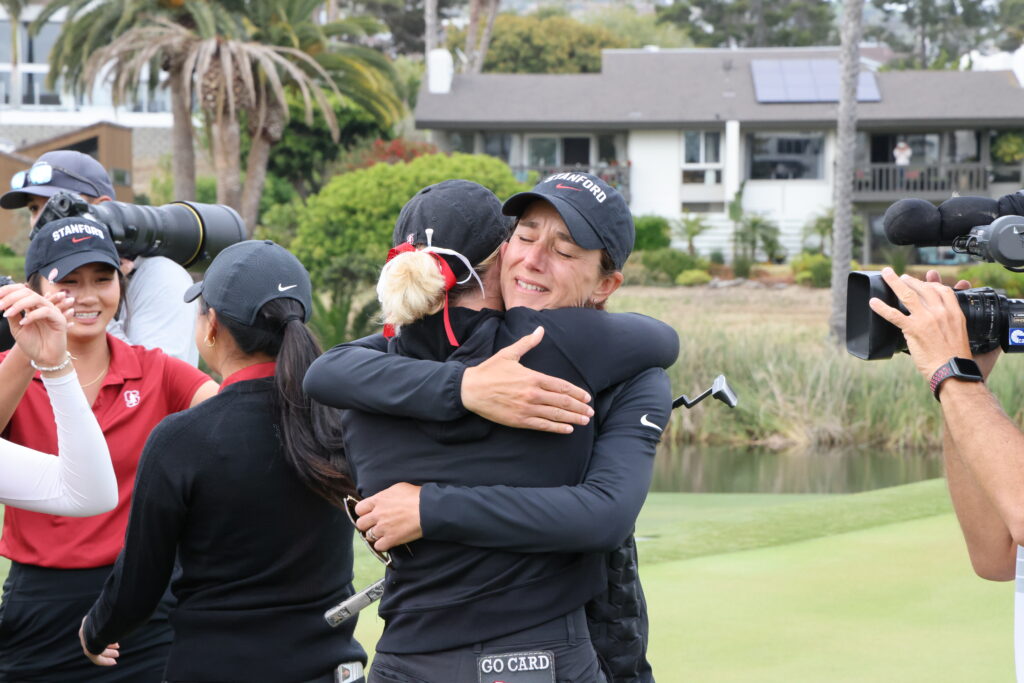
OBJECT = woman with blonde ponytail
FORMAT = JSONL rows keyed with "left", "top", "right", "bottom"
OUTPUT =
{"left": 306, "top": 179, "right": 678, "bottom": 683}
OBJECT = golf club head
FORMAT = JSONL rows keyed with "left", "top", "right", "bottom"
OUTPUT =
{"left": 711, "top": 375, "right": 738, "bottom": 408}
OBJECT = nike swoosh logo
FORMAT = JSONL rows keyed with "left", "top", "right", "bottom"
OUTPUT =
{"left": 71, "top": 236, "right": 93, "bottom": 243}
{"left": 640, "top": 414, "right": 662, "bottom": 432}
{"left": 556, "top": 184, "right": 583, "bottom": 191}
{"left": 278, "top": 284, "right": 298, "bottom": 291}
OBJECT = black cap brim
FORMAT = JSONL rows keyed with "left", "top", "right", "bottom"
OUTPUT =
{"left": 0, "top": 185, "right": 63, "bottom": 210}
{"left": 34, "top": 251, "right": 121, "bottom": 283}
{"left": 502, "top": 192, "right": 604, "bottom": 252}
{"left": 183, "top": 280, "right": 204, "bottom": 303}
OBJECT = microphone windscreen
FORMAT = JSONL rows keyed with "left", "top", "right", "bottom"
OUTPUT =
{"left": 997, "top": 191, "right": 1024, "bottom": 217}
{"left": 936, "top": 196, "right": 999, "bottom": 242}
{"left": 883, "top": 199, "right": 941, "bottom": 245}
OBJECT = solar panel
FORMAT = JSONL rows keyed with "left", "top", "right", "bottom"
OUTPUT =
{"left": 750, "top": 59, "right": 881, "bottom": 103}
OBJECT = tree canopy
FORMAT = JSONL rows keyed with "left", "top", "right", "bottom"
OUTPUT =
{"left": 865, "top": 0, "right": 995, "bottom": 69}
{"left": 657, "top": 0, "right": 836, "bottom": 48}
{"left": 451, "top": 13, "right": 625, "bottom": 74}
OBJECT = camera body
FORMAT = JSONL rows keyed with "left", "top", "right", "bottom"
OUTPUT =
{"left": 33, "top": 191, "right": 246, "bottom": 270}
{"left": 847, "top": 197, "right": 1024, "bottom": 359}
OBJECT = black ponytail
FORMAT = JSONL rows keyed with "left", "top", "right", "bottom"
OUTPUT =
{"left": 201, "top": 297, "right": 355, "bottom": 507}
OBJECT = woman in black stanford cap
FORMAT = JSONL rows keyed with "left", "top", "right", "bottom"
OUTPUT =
{"left": 80, "top": 240, "right": 366, "bottom": 683}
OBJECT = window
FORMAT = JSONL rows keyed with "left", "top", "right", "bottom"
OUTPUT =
{"left": 597, "top": 134, "right": 617, "bottom": 164}
{"left": 448, "top": 132, "right": 475, "bottom": 154}
{"left": 483, "top": 133, "right": 511, "bottom": 162}
{"left": 748, "top": 132, "right": 824, "bottom": 180}
{"left": 562, "top": 137, "right": 590, "bottom": 166}
{"left": 682, "top": 131, "right": 723, "bottom": 184}
{"left": 527, "top": 137, "right": 558, "bottom": 167}
{"left": 27, "top": 23, "right": 60, "bottom": 64}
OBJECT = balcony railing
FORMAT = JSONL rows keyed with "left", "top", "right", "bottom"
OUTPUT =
{"left": 509, "top": 164, "right": 630, "bottom": 203}
{"left": 853, "top": 163, "right": 989, "bottom": 200}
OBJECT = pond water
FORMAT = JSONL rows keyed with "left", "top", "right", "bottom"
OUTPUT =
{"left": 652, "top": 444, "right": 944, "bottom": 494}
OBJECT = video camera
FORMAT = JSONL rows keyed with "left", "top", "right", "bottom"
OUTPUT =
{"left": 33, "top": 191, "right": 246, "bottom": 270}
{"left": 847, "top": 193, "right": 1024, "bottom": 360}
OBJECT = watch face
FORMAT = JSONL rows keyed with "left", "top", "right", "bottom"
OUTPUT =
{"left": 950, "top": 357, "right": 983, "bottom": 379}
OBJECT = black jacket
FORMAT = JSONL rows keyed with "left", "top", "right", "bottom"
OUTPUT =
{"left": 84, "top": 377, "right": 365, "bottom": 682}
{"left": 304, "top": 306, "right": 676, "bottom": 656}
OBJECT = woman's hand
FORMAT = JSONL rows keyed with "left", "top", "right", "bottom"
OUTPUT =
{"left": 0, "top": 284, "right": 70, "bottom": 368}
{"left": 353, "top": 483, "right": 423, "bottom": 551}
{"left": 79, "top": 617, "right": 119, "bottom": 667}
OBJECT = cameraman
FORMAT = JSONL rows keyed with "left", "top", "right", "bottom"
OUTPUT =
{"left": 869, "top": 267, "right": 1023, "bottom": 668}
{"left": 1, "top": 151, "right": 198, "bottom": 365}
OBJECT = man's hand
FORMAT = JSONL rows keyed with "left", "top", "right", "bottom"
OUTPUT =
{"left": 924, "top": 269, "right": 1001, "bottom": 378}
{"left": 868, "top": 267, "right": 973, "bottom": 382}
{"left": 353, "top": 483, "right": 423, "bottom": 552}
{"left": 79, "top": 617, "right": 119, "bottom": 667}
{"left": 461, "top": 326, "right": 593, "bottom": 434}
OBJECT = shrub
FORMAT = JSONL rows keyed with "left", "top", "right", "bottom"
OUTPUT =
{"left": 733, "top": 255, "right": 753, "bottom": 279}
{"left": 709, "top": 249, "right": 725, "bottom": 265}
{"left": 641, "top": 248, "right": 707, "bottom": 283}
{"left": 959, "top": 262, "right": 1024, "bottom": 297}
{"left": 676, "top": 269, "right": 712, "bottom": 287}
{"left": 621, "top": 254, "right": 666, "bottom": 285}
{"left": 791, "top": 252, "right": 832, "bottom": 288}
{"left": 633, "top": 214, "right": 671, "bottom": 251}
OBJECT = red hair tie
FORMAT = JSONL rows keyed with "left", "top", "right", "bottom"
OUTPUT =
{"left": 382, "top": 243, "right": 461, "bottom": 347}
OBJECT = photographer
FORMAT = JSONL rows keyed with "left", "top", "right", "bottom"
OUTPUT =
{"left": 869, "top": 267, "right": 1023, "bottom": 671}
{"left": 1, "top": 150, "right": 198, "bottom": 365}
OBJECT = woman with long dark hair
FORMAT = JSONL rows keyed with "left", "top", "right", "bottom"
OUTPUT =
{"left": 305, "top": 179, "right": 677, "bottom": 682}
{"left": 79, "top": 240, "right": 365, "bottom": 683}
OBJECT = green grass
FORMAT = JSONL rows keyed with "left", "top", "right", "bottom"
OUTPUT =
{"left": 347, "top": 480, "right": 1011, "bottom": 680}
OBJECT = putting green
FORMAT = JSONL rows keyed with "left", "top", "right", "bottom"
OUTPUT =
{"left": 643, "top": 513, "right": 1011, "bottom": 682}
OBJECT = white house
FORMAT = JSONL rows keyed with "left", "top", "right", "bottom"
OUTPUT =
{"left": 0, "top": 4, "right": 173, "bottom": 153}
{"left": 415, "top": 46, "right": 1024, "bottom": 262}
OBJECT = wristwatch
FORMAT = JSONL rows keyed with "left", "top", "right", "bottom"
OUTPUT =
{"left": 929, "top": 357, "right": 983, "bottom": 401}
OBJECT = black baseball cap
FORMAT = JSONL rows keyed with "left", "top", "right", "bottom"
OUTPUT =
{"left": 1, "top": 150, "right": 117, "bottom": 210}
{"left": 502, "top": 172, "right": 635, "bottom": 270}
{"left": 184, "top": 240, "right": 313, "bottom": 326}
{"left": 393, "top": 179, "right": 510, "bottom": 279}
{"left": 24, "top": 217, "right": 121, "bottom": 282}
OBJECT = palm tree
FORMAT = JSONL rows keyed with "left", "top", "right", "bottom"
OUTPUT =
{"left": 1, "top": 0, "right": 27, "bottom": 108}
{"left": 33, "top": 0, "right": 223, "bottom": 201}
{"left": 83, "top": 1, "right": 402, "bottom": 231}
{"left": 830, "top": 0, "right": 865, "bottom": 344}
{"left": 676, "top": 213, "right": 711, "bottom": 257}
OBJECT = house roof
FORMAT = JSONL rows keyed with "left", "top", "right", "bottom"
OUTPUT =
{"left": 416, "top": 47, "right": 1024, "bottom": 131}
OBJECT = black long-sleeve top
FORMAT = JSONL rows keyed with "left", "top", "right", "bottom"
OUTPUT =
{"left": 84, "top": 376, "right": 365, "bottom": 682}
{"left": 304, "top": 306, "right": 676, "bottom": 653}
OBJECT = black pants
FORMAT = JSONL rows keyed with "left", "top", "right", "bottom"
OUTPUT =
{"left": 369, "top": 607, "right": 606, "bottom": 683}
{"left": 0, "top": 561, "right": 174, "bottom": 682}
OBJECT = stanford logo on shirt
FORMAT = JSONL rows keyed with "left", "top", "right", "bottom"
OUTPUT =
{"left": 123, "top": 390, "right": 141, "bottom": 408}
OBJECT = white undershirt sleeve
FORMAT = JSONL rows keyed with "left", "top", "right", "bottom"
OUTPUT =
{"left": 0, "top": 372, "right": 118, "bottom": 516}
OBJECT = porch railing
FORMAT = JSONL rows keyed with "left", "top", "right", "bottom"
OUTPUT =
{"left": 509, "top": 164, "right": 630, "bottom": 202}
{"left": 853, "top": 163, "right": 989, "bottom": 200}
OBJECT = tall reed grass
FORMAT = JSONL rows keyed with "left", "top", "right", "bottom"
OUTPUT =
{"left": 611, "top": 285, "right": 1024, "bottom": 451}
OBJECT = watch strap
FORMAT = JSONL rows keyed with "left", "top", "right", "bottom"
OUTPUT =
{"left": 929, "top": 357, "right": 982, "bottom": 401}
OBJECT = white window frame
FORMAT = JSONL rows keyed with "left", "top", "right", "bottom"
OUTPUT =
{"left": 681, "top": 130, "right": 724, "bottom": 184}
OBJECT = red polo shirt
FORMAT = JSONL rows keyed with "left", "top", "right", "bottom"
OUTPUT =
{"left": 0, "top": 335, "right": 211, "bottom": 568}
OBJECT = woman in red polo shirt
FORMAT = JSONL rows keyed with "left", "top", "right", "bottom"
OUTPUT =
{"left": 0, "top": 217, "right": 217, "bottom": 682}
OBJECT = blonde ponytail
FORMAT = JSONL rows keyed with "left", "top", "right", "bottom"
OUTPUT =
{"left": 377, "top": 250, "right": 446, "bottom": 331}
